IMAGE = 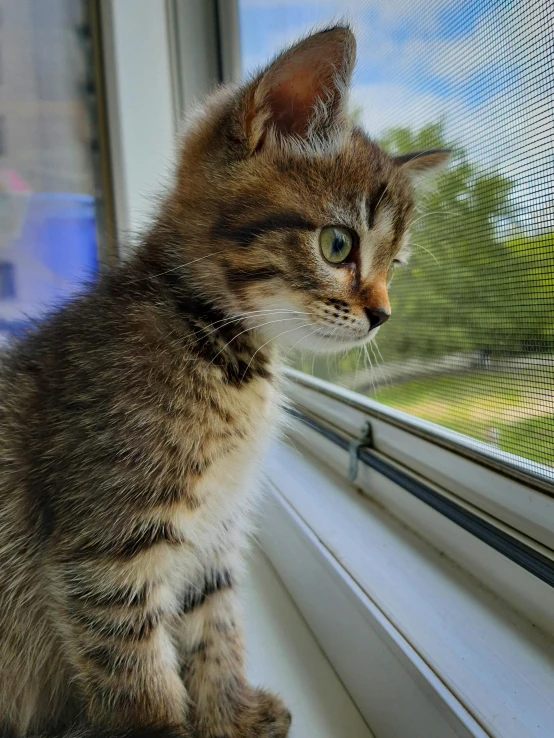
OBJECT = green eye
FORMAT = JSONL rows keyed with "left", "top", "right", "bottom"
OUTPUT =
{"left": 320, "top": 227, "right": 354, "bottom": 264}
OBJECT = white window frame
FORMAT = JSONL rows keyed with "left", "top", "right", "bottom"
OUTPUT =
{"left": 100, "top": 0, "right": 180, "bottom": 240}
{"left": 260, "top": 439, "right": 554, "bottom": 738}
{"left": 100, "top": 0, "right": 235, "bottom": 241}
{"left": 285, "top": 369, "right": 554, "bottom": 549}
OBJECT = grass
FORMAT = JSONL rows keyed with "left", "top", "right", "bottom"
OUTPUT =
{"left": 498, "top": 415, "right": 554, "bottom": 467}
{"left": 368, "top": 369, "right": 554, "bottom": 467}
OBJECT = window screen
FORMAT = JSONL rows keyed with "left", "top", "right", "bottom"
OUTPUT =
{"left": 238, "top": 0, "right": 554, "bottom": 481}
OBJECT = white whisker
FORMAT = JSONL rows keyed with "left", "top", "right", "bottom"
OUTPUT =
{"left": 373, "top": 340, "right": 391, "bottom": 388}
{"left": 365, "top": 344, "right": 377, "bottom": 396}
{"left": 207, "top": 317, "right": 307, "bottom": 368}
{"left": 353, "top": 344, "right": 364, "bottom": 391}
{"left": 413, "top": 242, "right": 441, "bottom": 265}
{"left": 411, "top": 210, "right": 459, "bottom": 228}
{"left": 137, "top": 250, "right": 228, "bottom": 282}
{"left": 201, "top": 309, "right": 311, "bottom": 338}
{"left": 368, "top": 340, "right": 385, "bottom": 391}
{"left": 241, "top": 323, "right": 315, "bottom": 380}
{"left": 286, "top": 326, "right": 323, "bottom": 358}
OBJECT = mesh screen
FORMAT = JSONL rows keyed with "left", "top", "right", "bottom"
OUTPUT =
{"left": 238, "top": 0, "right": 554, "bottom": 481}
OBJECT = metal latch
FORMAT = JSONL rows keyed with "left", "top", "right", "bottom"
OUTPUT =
{"left": 348, "top": 421, "right": 373, "bottom": 483}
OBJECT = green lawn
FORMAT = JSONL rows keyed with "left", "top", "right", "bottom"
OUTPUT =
{"left": 369, "top": 369, "right": 554, "bottom": 467}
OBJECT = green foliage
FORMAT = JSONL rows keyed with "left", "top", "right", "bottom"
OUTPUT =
{"left": 500, "top": 231, "right": 554, "bottom": 349}
{"left": 380, "top": 122, "right": 517, "bottom": 360}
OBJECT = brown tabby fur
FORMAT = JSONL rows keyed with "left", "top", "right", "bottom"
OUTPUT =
{"left": 0, "top": 26, "right": 448, "bottom": 738}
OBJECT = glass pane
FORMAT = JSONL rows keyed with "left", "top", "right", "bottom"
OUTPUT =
{"left": 0, "top": 0, "right": 105, "bottom": 346}
{"left": 238, "top": 0, "right": 554, "bottom": 480}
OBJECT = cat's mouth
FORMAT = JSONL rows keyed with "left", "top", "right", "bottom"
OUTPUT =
{"left": 308, "top": 323, "right": 379, "bottom": 349}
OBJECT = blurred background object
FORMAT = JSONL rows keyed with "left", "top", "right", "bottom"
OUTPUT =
{"left": 0, "top": 0, "right": 113, "bottom": 345}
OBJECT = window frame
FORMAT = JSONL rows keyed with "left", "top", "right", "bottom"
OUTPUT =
{"left": 261, "top": 439, "right": 554, "bottom": 738}
{"left": 88, "top": 0, "right": 118, "bottom": 264}
{"left": 165, "top": 0, "right": 239, "bottom": 120}
{"left": 279, "top": 376, "right": 554, "bottom": 619}
{"left": 100, "top": 0, "right": 235, "bottom": 241}
{"left": 285, "top": 368, "right": 554, "bottom": 550}
{"left": 99, "top": 0, "right": 177, "bottom": 241}
{"left": 97, "top": 5, "right": 554, "bottom": 736}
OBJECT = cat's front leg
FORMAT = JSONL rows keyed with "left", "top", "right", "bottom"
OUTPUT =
{"left": 54, "top": 562, "right": 192, "bottom": 738}
{"left": 177, "top": 560, "right": 291, "bottom": 738}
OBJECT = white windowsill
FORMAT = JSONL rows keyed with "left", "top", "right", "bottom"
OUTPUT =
{"left": 259, "top": 441, "right": 554, "bottom": 738}
{"left": 242, "top": 548, "right": 374, "bottom": 738}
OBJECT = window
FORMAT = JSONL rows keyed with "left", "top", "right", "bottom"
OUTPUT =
{"left": 94, "top": 0, "right": 553, "bottom": 728}
{"left": 0, "top": 0, "right": 112, "bottom": 346}
{"left": 237, "top": 0, "right": 554, "bottom": 482}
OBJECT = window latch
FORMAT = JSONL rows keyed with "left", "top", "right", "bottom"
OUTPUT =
{"left": 348, "top": 421, "right": 373, "bottom": 483}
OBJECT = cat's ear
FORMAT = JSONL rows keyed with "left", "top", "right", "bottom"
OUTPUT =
{"left": 240, "top": 26, "right": 356, "bottom": 153}
{"left": 393, "top": 149, "right": 452, "bottom": 180}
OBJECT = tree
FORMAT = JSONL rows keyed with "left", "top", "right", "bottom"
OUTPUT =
{"left": 377, "top": 122, "right": 520, "bottom": 361}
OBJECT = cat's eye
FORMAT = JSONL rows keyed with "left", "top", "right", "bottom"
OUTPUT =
{"left": 320, "top": 227, "right": 354, "bottom": 264}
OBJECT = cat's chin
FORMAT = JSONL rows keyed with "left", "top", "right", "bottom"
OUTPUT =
{"left": 277, "top": 325, "right": 379, "bottom": 354}
{"left": 308, "top": 335, "right": 377, "bottom": 354}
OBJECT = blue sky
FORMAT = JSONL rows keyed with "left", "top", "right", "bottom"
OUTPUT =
{"left": 239, "top": 0, "right": 513, "bottom": 109}
{"left": 237, "top": 0, "right": 553, "bottom": 232}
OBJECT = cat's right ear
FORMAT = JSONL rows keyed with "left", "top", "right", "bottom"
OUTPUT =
{"left": 393, "top": 149, "right": 452, "bottom": 179}
{"left": 234, "top": 26, "right": 356, "bottom": 155}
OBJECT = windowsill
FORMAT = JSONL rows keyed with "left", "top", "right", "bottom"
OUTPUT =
{"left": 243, "top": 547, "right": 374, "bottom": 738}
{"left": 259, "top": 441, "right": 554, "bottom": 738}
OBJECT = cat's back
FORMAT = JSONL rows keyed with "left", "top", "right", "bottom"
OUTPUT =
{"left": 0, "top": 278, "right": 183, "bottom": 726}
{"left": 0, "top": 279, "right": 134, "bottom": 547}
{"left": 0, "top": 333, "right": 45, "bottom": 527}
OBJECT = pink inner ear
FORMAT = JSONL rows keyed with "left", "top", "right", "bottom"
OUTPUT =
{"left": 254, "top": 28, "right": 355, "bottom": 141}
{"left": 269, "top": 72, "right": 324, "bottom": 136}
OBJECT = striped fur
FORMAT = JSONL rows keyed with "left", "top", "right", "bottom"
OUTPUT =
{"left": 0, "top": 25, "right": 447, "bottom": 738}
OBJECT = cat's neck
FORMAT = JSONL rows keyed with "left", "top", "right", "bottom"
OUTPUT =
{"left": 132, "top": 229, "right": 278, "bottom": 388}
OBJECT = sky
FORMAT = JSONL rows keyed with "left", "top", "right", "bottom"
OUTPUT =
{"left": 238, "top": 0, "right": 554, "bottom": 234}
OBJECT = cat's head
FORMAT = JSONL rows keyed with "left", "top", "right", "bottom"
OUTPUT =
{"left": 168, "top": 26, "right": 449, "bottom": 353}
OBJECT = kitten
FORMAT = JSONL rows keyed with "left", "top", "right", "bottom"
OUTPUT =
{"left": 0, "top": 25, "right": 448, "bottom": 738}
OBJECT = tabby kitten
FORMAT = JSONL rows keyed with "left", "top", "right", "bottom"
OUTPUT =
{"left": 0, "top": 25, "right": 448, "bottom": 738}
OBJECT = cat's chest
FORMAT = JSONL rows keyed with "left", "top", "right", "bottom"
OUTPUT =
{"left": 167, "top": 375, "right": 282, "bottom": 546}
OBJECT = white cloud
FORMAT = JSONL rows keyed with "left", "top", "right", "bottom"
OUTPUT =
{"left": 351, "top": 82, "right": 447, "bottom": 136}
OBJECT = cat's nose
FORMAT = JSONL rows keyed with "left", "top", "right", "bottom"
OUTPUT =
{"left": 365, "top": 307, "right": 390, "bottom": 331}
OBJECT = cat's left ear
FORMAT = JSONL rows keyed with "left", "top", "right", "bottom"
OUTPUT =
{"left": 240, "top": 26, "right": 356, "bottom": 153}
{"left": 393, "top": 149, "right": 452, "bottom": 180}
